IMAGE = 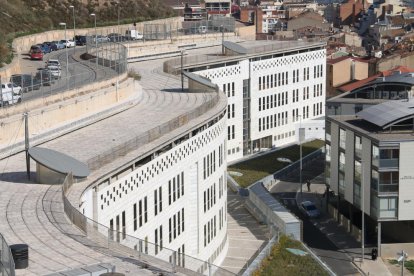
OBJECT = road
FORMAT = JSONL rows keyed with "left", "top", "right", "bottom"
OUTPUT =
{"left": 9, "top": 47, "right": 117, "bottom": 105}
{"left": 271, "top": 157, "right": 360, "bottom": 276}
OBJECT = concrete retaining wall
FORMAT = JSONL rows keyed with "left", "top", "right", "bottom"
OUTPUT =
{"left": 0, "top": 17, "right": 182, "bottom": 80}
{"left": 248, "top": 182, "right": 302, "bottom": 240}
{"left": 0, "top": 76, "right": 136, "bottom": 149}
{"left": 381, "top": 243, "right": 414, "bottom": 259}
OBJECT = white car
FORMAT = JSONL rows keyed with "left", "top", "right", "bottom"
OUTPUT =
{"left": 60, "top": 40, "right": 76, "bottom": 48}
{"left": 48, "top": 66, "right": 61, "bottom": 79}
{"left": 0, "top": 91, "right": 21, "bottom": 106}
{"left": 46, "top": 59, "right": 61, "bottom": 70}
{"left": 1, "top": 82, "right": 22, "bottom": 95}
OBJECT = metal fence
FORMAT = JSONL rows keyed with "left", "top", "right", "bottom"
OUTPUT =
{"left": 62, "top": 173, "right": 234, "bottom": 276}
{"left": 273, "top": 148, "right": 324, "bottom": 181}
{"left": 0, "top": 233, "right": 15, "bottom": 276}
{"left": 0, "top": 41, "right": 127, "bottom": 109}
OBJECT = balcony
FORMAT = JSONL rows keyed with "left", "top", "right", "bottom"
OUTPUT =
{"left": 379, "top": 158, "right": 399, "bottom": 169}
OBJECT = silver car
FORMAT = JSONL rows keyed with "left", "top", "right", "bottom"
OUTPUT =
{"left": 48, "top": 66, "right": 61, "bottom": 79}
{"left": 299, "top": 201, "right": 320, "bottom": 218}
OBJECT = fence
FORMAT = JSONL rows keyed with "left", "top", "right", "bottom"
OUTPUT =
{"left": 62, "top": 173, "right": 234, "bottom": 276}
{"left": 0, "top": 41, "right": 127, "bottom": 110}
{"left": 273, "top": 148, "right": 325, "bottom": 181}
{"left": 0, "top": 233, "right": 15, "bottom": 276}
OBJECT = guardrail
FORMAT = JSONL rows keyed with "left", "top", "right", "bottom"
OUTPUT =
{"left": 0, "top": 232, "right": 15, "bottom": 276}
{"left": 62, "top": 174, "right": 234, "bottom": 276}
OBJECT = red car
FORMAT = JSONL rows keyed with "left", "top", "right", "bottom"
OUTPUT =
{"left": 30, "top": 49, "right": 43, "bottom": 60}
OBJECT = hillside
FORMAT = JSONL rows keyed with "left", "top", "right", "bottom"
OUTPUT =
{"left": 0, "top": 0, "right": 175, "bottom": 66}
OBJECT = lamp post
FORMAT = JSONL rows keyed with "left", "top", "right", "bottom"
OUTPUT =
{"left": 90, "top": 13, "right": 97, "bottom": 68}
{"left": 361, "top": 160, "right": 365, "bottom": 264}
{"left": 59, "top": 22, "right": 69, "bottom": 90}
{"left": 117, "top": 1, "right": 121, "bottom": 36}
{"left": 297, "top": 115, "right": 304, "bottom": 198}
{"left": 221, "top": 24, "right": 224, "bottom": 55}
{"left": 69, "top": 5, "right": 75, "bottom": 44}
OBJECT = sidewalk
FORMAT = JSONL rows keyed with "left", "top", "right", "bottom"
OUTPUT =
{"left": 298, "top": 180, "right": 393, "bottom": 276}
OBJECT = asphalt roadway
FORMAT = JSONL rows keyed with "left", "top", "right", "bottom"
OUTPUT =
{"left": 271, "top": 157, "right": 360, "bottom": 276}
{"left": 8, "top": 47, "right": 116, "bottom": 105}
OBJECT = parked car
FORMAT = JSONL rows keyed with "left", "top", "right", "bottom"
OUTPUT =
{"left": 46, "top": 59, "right": 61, "bottom": 70}
{"left": 35, "top": 69, "right": 54, "bottom": 86}
{"left": 108, "top": 33, "right": 122, "bottom": 42}
{"left": 92, "top": 35, "right": 109, "bottom": 43}
{"left": 0, "top": 82, "right": 22, "bottom": 95}
{"left": 48, "top": 66, "right": 61, "bottom": 79}
{"left": 38, "top": 43, "right": 51, "bottom": 54}
{"left": 30, "top": 48, "right": 43, "bottom": 60}
{"left": 74, "top": 35, "right": 87, "bottom": 46}
{"left": 10, "top": 74, "right": 41, "bottom": 92}
{"left": 53, "top": 40, "right": 65, "bottom": 50}
{"left": 299, "top": 201, "right": 320, "bottom": 218}
{"left": 0, "top": 91, "right": 21, "bottom": 107}
{"left": 59, "top": 39, "right": 75, "bottom": 48}
{"left": 29, "top": 45, "right": 41, "bottom": 55}
{"left": 44, "top": 41, "right": 58, "bottom": 51}
{"left": 125, "top": 30, "right": 143, "bottom": 40}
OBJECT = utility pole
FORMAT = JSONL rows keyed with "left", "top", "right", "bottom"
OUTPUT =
{"left": 24, "top": 112, "right": 30, "bottom": 180}
{"left": 181, "top": 50, "right": 184, "bottom": 92}
{"left": 361, "top": 160, "right": 365, "bottom": 264}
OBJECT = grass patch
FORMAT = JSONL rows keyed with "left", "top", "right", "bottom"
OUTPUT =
{"left": 228, "top": 139, "right": 324, "bottom": 188}
{"left": 253, "top": 235, "right": 329, "bottom": 276}
{"left": 388, "top": 259, "right": 414, "bottom": 274}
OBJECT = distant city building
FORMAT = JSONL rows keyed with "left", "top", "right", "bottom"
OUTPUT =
{"left": 327, "top": 67, "right": 414, "bottom": 115}
{"left": 205, "top": 0, "right": 232, "bottom": 17}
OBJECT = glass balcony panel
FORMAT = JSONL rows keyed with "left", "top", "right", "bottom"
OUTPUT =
{"left": 379, "top": 158, "right": 399, "bottom": 168}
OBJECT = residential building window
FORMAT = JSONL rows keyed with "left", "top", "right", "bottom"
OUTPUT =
{"left": 339, "top": 128, "right": 346, "bottom": 150}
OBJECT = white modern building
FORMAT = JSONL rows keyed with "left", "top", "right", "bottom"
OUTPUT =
{"left": 74, "top": 40, "right": 327, "bottom": 273}
{"left": 327, "top": 99, "right": 414, "bottom": 254}
{"left": 189, "top": 40, "right": 327, "bottom": 162}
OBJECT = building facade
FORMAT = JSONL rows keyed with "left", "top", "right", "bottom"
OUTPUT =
{"left": 191, "top": 41, "right": 327, "bottom": 162}
{"left": 326, "top": 100, "right": 414, "bottom": 252}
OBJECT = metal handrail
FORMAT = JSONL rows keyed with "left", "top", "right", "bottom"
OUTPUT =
{"left": 62, "top": 173, "right": 234, "bottom": 275}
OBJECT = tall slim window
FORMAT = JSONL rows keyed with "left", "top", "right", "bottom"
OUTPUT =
{"left": 144, "top": 196, "right": 148, "bottom": 223}
{"left": 139, "top": 200, "right": 143, "bottom": 227}
{"left": 355, "top": 135, "right": 362, "bottom": 159}
{"left": 339, "top": 128, "right": 346, "bottom": 150}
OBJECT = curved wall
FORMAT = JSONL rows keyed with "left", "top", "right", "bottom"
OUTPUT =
{"left": 83, "top": 113, "right": 228, "bottom": 266}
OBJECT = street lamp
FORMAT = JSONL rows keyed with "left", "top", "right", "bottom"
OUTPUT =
{"left": 297, "top": 115, "right": 304, "bottom": 198}
{"left": 69, "top": 5, "right": 75, "bottom": 43}
{"left": 90, "top": 13, "right": 98, "bottom": 68}
{"left": 117, "top": 1, "right": 121, "bottom": 36}
{"left": 59, "top": 22, "right": 69, "bottom": 90}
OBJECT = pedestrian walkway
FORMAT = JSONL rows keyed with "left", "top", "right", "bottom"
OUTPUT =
{"left": 299, "top": 180, "right": 393, "bottom": 276}
{"left": 220, "top": 189, "right": 269, "bottom": 274}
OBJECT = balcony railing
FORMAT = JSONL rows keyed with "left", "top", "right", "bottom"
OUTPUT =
{"left": 379, "top": 158, "right": 399, "bottom": 168}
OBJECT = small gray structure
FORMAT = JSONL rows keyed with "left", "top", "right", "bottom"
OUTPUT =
{"left": 28, "top": 147, "right": 90, "bottom": 184}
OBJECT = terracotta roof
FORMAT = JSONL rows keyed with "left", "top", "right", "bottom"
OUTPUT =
{"left": 338, "top": 66, "right": 414, "bottom": 92}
